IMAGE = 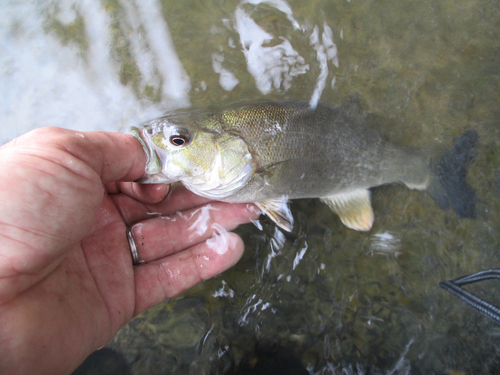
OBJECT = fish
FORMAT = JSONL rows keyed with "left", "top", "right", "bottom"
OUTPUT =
{"left": 130, "top": 99, "right": 477, "bottom": 232}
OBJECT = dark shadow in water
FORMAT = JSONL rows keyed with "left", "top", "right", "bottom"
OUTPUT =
{"left": 233, "top": 340, "right": 308, "bottom": 375}
{"left": 72, "top": 348, "right": 131, "bottom": 375}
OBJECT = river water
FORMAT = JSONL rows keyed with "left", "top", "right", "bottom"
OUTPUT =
{"left": 3, "top": 0, "right": 500, "bottom": 374}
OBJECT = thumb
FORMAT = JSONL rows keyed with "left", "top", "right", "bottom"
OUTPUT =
{"left": 4, "top": 127, "right": 148, "bottom": 185}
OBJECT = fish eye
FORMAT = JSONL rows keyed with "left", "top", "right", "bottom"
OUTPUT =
{"left": 170, "top": 136, "right": 188, "bottom": 146}
{"left": 168, "top": 128, "right": 191, "bottom": 147}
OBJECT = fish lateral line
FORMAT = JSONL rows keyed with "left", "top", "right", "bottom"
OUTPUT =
{"left": 130, "top": 101, "right": 479, "bottom": 232}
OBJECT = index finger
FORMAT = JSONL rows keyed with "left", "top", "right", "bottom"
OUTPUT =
{"left": 111, "top": 183, "right": 215, "bottom": 225}
{"left": 133, "top": 232, "right": 245, "bottom": 315}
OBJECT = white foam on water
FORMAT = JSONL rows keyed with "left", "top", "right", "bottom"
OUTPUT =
{"left": 211, "top": 53, "right": 240, "bottom": 91}
{"left": 292, "top": 240, "right": 308, "bottom": 270}
{"left": 0, "top": 0, "right": 190, "bottom": 143}
{"left": 240, "top": 0, "right": 303, "bottom": 31}
{"left": 231, "top": 1, "right": 338, "bottom": 105}
{"left": 120, "top": 0, "right": 160, "bottom": 90}
{"left": 251, "top": 219, "right": 263, "bottom": 231}
{"left": 238, "top": 294, "right": 262, "bottom": 325}
{"left": 133, "top": 0, "right": 191, "bottom": 104}
{"left": 263, "top": 226, "right": 286, "bottom": 275}
{"left": 238, "top": 293, "right": 275, "bottom": 326}
{"left": 233, "top": 2, "right": 309, "bottom": 94}
{"left": 370, "top": 231, "right": 402, "bottom": 257}
{"left": 387, "top": 338, "right": 414, "bottom": 375}
{"left": 309, "top": 23, "right": 338, "bottom": 108}
{"left": 212, "top": 280, "right": 235, "bottom": 298}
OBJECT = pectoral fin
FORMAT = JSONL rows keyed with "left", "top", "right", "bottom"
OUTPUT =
{"left": 257, "top": 199, "right": 294, "bottom": 232}
{"left": 320, "top": 189, "right": 374, "bottom": 231}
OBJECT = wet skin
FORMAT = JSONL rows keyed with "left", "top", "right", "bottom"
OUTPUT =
{"left": 0, "top": 127, "right": 258, "bottom": 375}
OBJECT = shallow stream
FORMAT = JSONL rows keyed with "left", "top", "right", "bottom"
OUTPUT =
{"left": 3, "top": 1, "right": 500, "bottom": 373}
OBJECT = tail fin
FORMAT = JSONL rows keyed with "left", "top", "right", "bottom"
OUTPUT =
{"left": 429, "top": 130, "right": 478, "bottom": 218}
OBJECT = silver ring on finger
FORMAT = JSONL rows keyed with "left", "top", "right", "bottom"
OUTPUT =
{"left": 127, "top": 228, "right": 140, "bottom": 266}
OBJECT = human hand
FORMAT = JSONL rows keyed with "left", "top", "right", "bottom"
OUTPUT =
{"left": 0, "top": 127, "right": 259, "bottom": 374}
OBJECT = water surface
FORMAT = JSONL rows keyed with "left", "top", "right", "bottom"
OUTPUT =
{"left": 3, "top": 0, "right": 500, "bottom": 374}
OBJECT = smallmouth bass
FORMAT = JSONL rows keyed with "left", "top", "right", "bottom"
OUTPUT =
{"left": 131, "top": 100, "right": 477, "bottom": 231}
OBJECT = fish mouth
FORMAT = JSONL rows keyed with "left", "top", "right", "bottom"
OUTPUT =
{"left": 130, "top": 126, "right": 171, "bottom": 184}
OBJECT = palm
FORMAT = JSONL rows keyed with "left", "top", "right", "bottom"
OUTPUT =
{"left": 67, "top": 193, "right": 136, "bottom": 338}
{"left": 0, "top": 128, "right": 257, "bottom": 375}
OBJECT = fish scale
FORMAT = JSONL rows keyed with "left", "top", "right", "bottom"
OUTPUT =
{"left": 131, "top": 100, "right": 476, "bottom": 232}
